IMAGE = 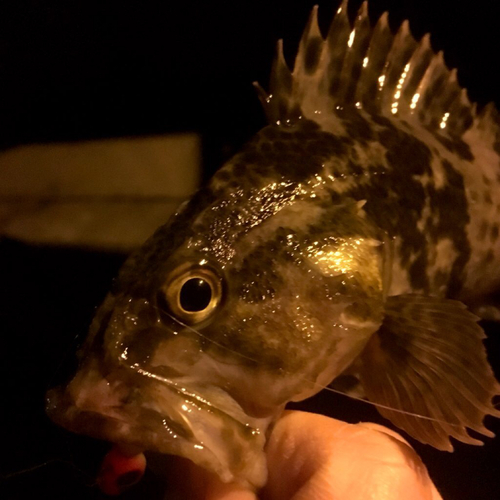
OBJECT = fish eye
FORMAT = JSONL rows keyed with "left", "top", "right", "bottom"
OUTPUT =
{"left": 179, "top": 278, "right": 212, "bottom": 312}
{"left": 162, "top": 266, "right": 222, "bottom": 324}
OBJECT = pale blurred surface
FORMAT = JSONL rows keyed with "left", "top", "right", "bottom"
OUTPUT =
{"left": 0, "top": 133, "right": 201, "bottom": 252}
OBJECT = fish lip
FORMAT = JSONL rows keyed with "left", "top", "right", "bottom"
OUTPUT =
{"left": 46, "top": 387, "right": 148, "bottom": 449}
{"left": 45, "top": 365, "right": 268, "bottom": 488}
{"left": 46, "top": 387, "right": 180, "bottom": 452}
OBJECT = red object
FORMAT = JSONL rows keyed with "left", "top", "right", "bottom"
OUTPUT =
{"left": 97, "top": 446, "right": 146, "bottom": 495}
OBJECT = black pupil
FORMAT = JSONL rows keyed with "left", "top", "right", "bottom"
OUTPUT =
{"left": 179, "top": 278, "right": 212, "bottom": 312}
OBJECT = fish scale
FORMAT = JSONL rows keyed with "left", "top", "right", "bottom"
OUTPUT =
{"left": 256, "top": 1, "right": 500, "bottom": 300}
{"left": 208, "top": 107, "right": 489, "bottom": 299}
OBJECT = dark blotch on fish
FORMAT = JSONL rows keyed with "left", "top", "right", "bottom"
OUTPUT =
{"left": 115, "top": 186, "right": 217, "bottom": 297}
{"left": 433, "top": 133, "right": 475, "bottom": 162}
{"left": 378, "top": 124, "right": 432, "bottom": 177}
{"left": 433, "top": 270, "right": 449, "bottom": 290}
{"left": 491, "top": 224, "right": 499, "bottom": 242}
{"left": 484, "top": 249, "right": 495, "bottom": 264}
{"left": 346, "top": 155, "right": 429, "bottom": 290}
{"left": 337, "top": 109, "right": 374, "bottom": 145}
{"left": 409, "top": 252, "right": 430, "bottom": 291}
{"left": 304, "top": 36, "right": 323, "bottom": 74}
{"left": 427, "top": 159, "right": 470, "bottom": 296}
{"left": 478, "top": 220, "right": 489, "bottom": 241}
{"left": 492, "top": 138, "right": 500, "bottom": 157}
{"left": 236, "top": 120, "right": 348, "bottom": 183}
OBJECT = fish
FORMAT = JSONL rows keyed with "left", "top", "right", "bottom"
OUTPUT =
{"left": 46, "top": 0, "right": 500, "bottom": 491}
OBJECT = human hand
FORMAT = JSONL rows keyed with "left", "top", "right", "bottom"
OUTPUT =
{"left": 177, "top": 410, "right": 443, "bottom": 500}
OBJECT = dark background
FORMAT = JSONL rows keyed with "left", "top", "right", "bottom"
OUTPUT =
{"left": 1, "top": 1, "right": 500, "bottom": 499}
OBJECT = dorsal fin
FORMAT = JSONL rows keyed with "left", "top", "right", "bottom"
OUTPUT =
{"left": 254, "top": 0, "right": 499, "bottom": 140}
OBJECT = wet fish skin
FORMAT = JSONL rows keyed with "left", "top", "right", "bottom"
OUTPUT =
{"left": 46, "top": 0, "right": 500, "bottom": 489}
{"left": 47, "top": 119, "right": 388, "bottom": 487}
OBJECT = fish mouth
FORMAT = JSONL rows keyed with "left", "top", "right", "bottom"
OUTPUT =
{"left": 46, "top": 359, "right": 268, "bottom": 488}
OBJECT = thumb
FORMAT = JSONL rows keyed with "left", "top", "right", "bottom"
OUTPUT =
{"left": 262, "top": 411, "right": 443, "bottom": 500}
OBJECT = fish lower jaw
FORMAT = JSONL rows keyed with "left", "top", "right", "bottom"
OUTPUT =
{"left": 45, "top": 380, "right": 269, "bottom": 489}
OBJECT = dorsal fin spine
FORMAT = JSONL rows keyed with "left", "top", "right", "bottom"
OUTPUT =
{"left": 417, "top": 52, "right": 450, "bottom": 125}
{"left": 256, "top": 0, "right": 498, "bottom": 140}
{"left": 447, "top": 88, "right": 473, "bottom": 135}
{"left": 325, "top": 0, "right": 351, "bottom": 99}
{"left": 296, "top": 5, "right": 322, "bottom": 67}
{"left": 473, "top": 102, "right": 500, "bottom": 143}
{"left": 293, "top": 6, "right": 324, "bottom": 114}
{"left": 378, "top": 19, "right": 417, "bottom": 115}
{"left": 267, "top": 39, "right": 293, "bottom": 123}
{"left": 399, "top": 33, "right": 433, "bottom": 115}
{"left": 336, "top": 1, "right": 371, "bottom": 105}
{"left": 354, "top": 11, "right": 391, "bottom": 112}
{"left": 428, "top": 68, "right": 461, "bottom": 130}
{"left": 295, "top": 5, "right": 321, "bottom": 79}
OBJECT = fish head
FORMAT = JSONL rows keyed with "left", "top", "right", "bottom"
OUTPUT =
{"left": 46, "top": 125, "right": 388, "bottom": 488}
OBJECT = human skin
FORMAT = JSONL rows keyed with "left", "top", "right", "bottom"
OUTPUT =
{"left": 165, "top": 410, "right": 443, "bottom": 500}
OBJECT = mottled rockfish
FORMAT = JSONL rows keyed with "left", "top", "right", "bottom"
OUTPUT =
{"left": 46, "top": 0, "right": 500, "bottom": 490}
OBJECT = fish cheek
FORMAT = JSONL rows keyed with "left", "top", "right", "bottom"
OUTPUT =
{"left": 200, "top": 288, "right": 356, "bottom": 401}
{"left": 95, "top": 296, "right": 184, "bottom": 374}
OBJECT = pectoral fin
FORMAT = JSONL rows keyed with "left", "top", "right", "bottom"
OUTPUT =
{"left": 359, "top": 294, "right": 500, "bottom": 451}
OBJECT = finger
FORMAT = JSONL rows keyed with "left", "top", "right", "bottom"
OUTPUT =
{"left": 262, "top": 410, "right": 443, "bottom": 500}
{"left": 202, "top": 477, "right": 258, "bottom": 500}
{"left": 157, "top": 454, "right": 258, "bottom": 500}
{"left": 193, "top": 461, "right": 257, "bottom": 500}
